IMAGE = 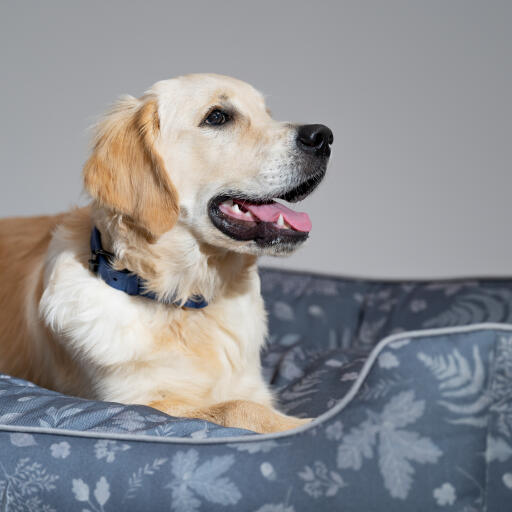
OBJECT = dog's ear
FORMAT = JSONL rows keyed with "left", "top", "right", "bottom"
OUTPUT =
{"left": 83, "top": 95, "right": 179, "bottom": 237}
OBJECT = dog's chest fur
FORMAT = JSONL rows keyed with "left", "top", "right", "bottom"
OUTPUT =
{"left": 39, "top": 222, "right": 272, "bottom": 411}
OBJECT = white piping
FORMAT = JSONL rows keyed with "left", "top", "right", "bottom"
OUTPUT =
{"left": 0, "top": 322, "right": 510, "bottom": 446}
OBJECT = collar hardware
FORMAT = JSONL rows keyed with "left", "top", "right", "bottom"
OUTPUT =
{"left": 88, "top": 247, "right": 114, "bottom": 274}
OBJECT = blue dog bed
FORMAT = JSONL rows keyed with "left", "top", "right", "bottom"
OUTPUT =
{"left": 1, "top": 268, "right": 511, "bottom": 511}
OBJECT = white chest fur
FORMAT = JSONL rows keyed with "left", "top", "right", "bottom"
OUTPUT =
{"left": 39, "top": 235, "right": 272, "bottom": 410}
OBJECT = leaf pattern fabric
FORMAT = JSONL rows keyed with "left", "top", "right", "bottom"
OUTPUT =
{"left": 1, "top": 268, "right": 512, "bottom": 510}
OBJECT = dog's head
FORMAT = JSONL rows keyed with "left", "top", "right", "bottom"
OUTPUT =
{"left": 84, "top": 74, "right": 332, "bottom": 256}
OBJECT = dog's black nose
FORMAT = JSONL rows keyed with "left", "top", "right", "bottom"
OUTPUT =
{"left": 297, "top": 124, "right": 333, "bottom": 157}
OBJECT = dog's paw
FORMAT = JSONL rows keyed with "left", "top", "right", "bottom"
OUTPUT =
{"left": 271, "top": 415, "right": 313, "bottom": 432}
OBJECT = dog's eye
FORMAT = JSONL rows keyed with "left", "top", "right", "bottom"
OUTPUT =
{"left": 204, "top": 109, "right": 230, "bottom": 126}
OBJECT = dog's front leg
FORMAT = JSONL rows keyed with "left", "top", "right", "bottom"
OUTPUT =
{"left": 149, "top": 399, "right": 310, "bottom": 434}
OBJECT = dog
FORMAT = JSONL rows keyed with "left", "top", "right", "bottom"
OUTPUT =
{"left": 0, "top": 74, "right": 333, "bottom": 433}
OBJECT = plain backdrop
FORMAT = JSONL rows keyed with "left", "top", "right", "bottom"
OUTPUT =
{"left": 1, "top": 1, "right": 511, "bottom": 279}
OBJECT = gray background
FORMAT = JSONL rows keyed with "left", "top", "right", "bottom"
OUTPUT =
{"left": 1, "top": 1, "right": 510, "bottom": 278}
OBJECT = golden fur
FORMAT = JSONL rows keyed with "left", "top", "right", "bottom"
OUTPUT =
{"left": 0, "top": 74, "right": 323, "bottom": 433}
{"left": 84, "top": 97, "right": 179, "bottom": 239}
{"left": 0, "top": 212, "right": 86, "bottom": 393}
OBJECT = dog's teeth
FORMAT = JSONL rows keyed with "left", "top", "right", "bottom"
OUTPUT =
{"left": 277, "top": 214, "right": 285, "bottom": 227}
{"left": 232, "top": 203, "right": 241, "bottom": 214}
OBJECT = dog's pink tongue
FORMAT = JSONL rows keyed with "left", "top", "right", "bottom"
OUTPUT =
{"left": 236, "top": 200, "right": 312, "bottom": 232}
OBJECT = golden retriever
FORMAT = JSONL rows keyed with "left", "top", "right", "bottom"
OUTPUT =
{"left": 0, "top": 74, "right": 333, "bottom": 433}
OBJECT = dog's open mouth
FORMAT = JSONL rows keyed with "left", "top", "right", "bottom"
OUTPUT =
{"left": 208, "top": 173, "right": 323, "bottom": 247}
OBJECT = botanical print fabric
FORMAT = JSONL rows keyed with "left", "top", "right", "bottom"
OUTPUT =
{"left": 1, "top": 269, "right": 512, "bottom": 510}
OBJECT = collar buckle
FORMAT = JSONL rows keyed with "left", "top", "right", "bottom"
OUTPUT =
{"left": 88, "top": 248, "right": 113, "bottom": 274}
{"left": 88, "top": 254, "right": 99, "bottom": 273}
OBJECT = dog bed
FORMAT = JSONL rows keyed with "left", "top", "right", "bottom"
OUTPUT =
{"left": 0, "top": 268, "right": 511, "bottom": 511}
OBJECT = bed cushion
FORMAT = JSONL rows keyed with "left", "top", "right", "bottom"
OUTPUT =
{"left": 1, "top": 268, "right": 512, "bottom": 510}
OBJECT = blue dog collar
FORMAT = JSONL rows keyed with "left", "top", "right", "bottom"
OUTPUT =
{"left": 89, "top": 227, "right": 208, "bottom": 309}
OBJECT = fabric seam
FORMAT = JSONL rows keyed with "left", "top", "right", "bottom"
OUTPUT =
{"left": 261, "top": 265, "right": 512, "bottom": 284}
